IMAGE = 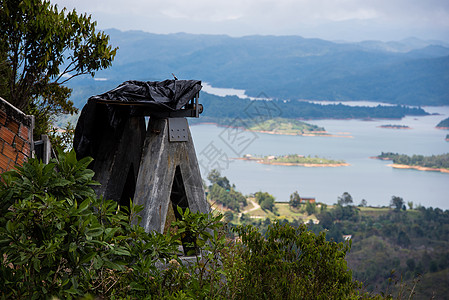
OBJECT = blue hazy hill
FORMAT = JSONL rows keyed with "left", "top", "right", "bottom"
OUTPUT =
{"left": 67, "top": 30, "right": 449, "bottom": 107}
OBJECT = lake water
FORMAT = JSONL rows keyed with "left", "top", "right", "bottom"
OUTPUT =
{"left": 189, "top": 105, "right": 449, "bottom": 209}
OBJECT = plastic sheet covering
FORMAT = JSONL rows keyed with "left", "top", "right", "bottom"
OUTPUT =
{"left": 74, "top": 79, "right": 201, "bottom": 159}
{"left": 90, "top": 80, "right": 202, "bottom": 110}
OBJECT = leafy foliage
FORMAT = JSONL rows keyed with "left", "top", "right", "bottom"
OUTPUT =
{"left": 0, "top": 0, "right": 117, "bottom": 140}
{"left": 255, "top": 191, "right": 276, "bottom": 212}
{"left": 339, "top": 192, "right": 354, "bottom": 206}
{"left": 0, "top": 151, "right": 180, "bottom": 298}
{"left": 312, "top": 200, "right": 449, "bottom": 296}
{"left": 207, "top": 169, "right": 231, "bottom": 190}
{"left": 207, "top": 169, "right": 247, "bottom": 212}
{"left": 390, "top": 196, "right": 405, "bottom": 211}
{"left": 230, "top": 222, "right": 360, "bottom": 299}
{"left": 289, "top": 190, "right": 301, "bottom": 208}
{"left": 0, "top": 152, "right": 379, "bottom": 299}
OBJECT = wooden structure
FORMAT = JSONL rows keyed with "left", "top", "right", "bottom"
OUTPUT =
{"left": 133, "top": 117, "right": 210, "bottom": 233}
{"left": 74, "top": 86, "right": 209, "bottom": 254}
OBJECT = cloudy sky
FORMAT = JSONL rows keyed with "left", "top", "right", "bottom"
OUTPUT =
{"left": 50, "top": 0, "right": 449, "bottom": 42}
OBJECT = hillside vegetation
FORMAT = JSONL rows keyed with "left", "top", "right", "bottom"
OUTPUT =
{"left": 225, "top": 199, "right": 449, "bottom": 299}
{"left": 1, "top": 153, "right": 381, "bottom": 299}
{"left": 206, "top": 171, "right": 449, "bottom": 299}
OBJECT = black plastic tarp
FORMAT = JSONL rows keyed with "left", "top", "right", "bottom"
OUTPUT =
{"left": 90, "top": 79, "right": 202, "bottom": 110}
{"left": 74, "top": 79, "right": 202, "bottom": 159}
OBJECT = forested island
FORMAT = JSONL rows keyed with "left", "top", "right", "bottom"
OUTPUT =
{"left": 378, "top": 124, "right": 411, "bottom": 129}
{"left": 237, "top": 154, "right": 348, "bottom": 167}
{"left": 436, "top": 117, "right": 449, "bottom": 129}
{"left": 374, "top": 152, "right": 449, "bottom": 173}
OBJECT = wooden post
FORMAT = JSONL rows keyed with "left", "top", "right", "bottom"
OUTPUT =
{"left": 89, "top": 115, "right": 147, "bottom": 207}
{"left": 133, "top": 117, "right": 210, "bottom": 234}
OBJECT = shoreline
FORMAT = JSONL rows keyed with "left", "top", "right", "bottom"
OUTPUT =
{"left": 233, "top": 157, "right": 349, "bottom": 167}
{"left": 388, "top": 163, "right": 449, "bottom": 174}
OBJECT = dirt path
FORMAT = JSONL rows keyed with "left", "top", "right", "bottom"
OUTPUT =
{"left": 238, "top": 198, "right": 261, "bottom": 217}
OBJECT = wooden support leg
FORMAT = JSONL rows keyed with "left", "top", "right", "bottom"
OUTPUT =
{"left": 133, "top": 117, "right": 210, "bottom": 234}
{"left": 90, "top": 116, "right": 146, "bottom": 206}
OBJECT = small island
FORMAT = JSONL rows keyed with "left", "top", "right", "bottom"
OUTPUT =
{"left": 373, "top": 152, "right": 449, "bottom": 174}
{"left": 236, "top": 154, "right": 349, "bottom": 167}
{"left": 436, "top": 117, "right": 449, "bottom": 129}
{"left": 378, "top": 124, "right": 411, "bottom": 129}
{"left": 247, "top": 118, "right": 329, "bottom": 136}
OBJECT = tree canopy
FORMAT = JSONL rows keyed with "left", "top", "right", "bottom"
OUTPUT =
{"left": 337, "top": 192, "right": 353, "bottom": 206}
{"left": 255, "top": 191, "right": 276, "bottom": 212}
{"left": 390, "top": 196, "right": 405, "bottom": 211}
{"left": 0, "top": 0, "right": 117, "bottom": 138}
{"left": 289, "top": 191, "right": 301, "bottom": 208}
{"left": 207, "top": 169, "right": 231, "bottom": 190}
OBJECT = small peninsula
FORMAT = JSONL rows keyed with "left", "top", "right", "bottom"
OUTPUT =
{"left": 378, "top": 124, "right": 411, "bottom": 129}
{"left": 373, "top": 152, "right": 449, "bottom": 174}
{"left": 236, "top": 154, "right": 349, "bottom": 167}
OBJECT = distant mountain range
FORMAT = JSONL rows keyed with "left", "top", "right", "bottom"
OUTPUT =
{"left": 67, "top": 30, "right": 449, "bottom": 108}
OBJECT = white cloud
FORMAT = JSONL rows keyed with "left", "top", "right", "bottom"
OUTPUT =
{"left": 50, "top": 0, "right": 449, "bottom": 41}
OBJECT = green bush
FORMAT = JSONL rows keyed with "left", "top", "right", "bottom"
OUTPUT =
{"left": 1, "top": 151, "right": 377, "bottom": 299}
{"left": 0, "top": 151, "right": 180, "bottom": 298}
{"left": 226, "top": 222, "right": 362, "bottom": 300}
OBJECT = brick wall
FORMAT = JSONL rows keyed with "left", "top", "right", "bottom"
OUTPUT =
{"left": 0, "top": 97, "right": 34, "bottom": 173}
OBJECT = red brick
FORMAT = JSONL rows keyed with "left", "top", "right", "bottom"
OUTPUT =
{"left": 22, "top": 142, "right": 31, "bottom": 156}
{"left": 0, "top": 140, "right": 4, "bottom": 152}
{"left": 0, "top": 155, "right": 10, "bottom": 171}
{"left": 16, "top": 152, "right": 26, "bottom": 166}
{"left": 7, "top": 120, "right": 19, "bottom": 134}
{"left": 13, "top": 136, "right": 25, "bottom": 152}
{"left": 0, "top": 126, "right": 15, "bottom": 145}
{"left": 3, "top": 143, "right": 17, "bottom": 161}
{"left": 0, "top": 111, "right": 6, "bottom": 125}
{"left": 19, "top": 124, "right": 29, "bottom": 139}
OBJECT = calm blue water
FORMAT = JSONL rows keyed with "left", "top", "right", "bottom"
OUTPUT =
{"left": 190, "top": 106, "right": 449, "bottom": 209}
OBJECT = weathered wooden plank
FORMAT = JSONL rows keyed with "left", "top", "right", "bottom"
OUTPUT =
{"left": 89, "top": 115, "right": 146, "bottom": 206}
{"left": 133, "top": 117, "right": 210, "bottom": 233}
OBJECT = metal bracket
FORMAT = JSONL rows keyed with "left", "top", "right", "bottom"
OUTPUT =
{"left": 168, "top": 118, "right": 189, "bottom": 142}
